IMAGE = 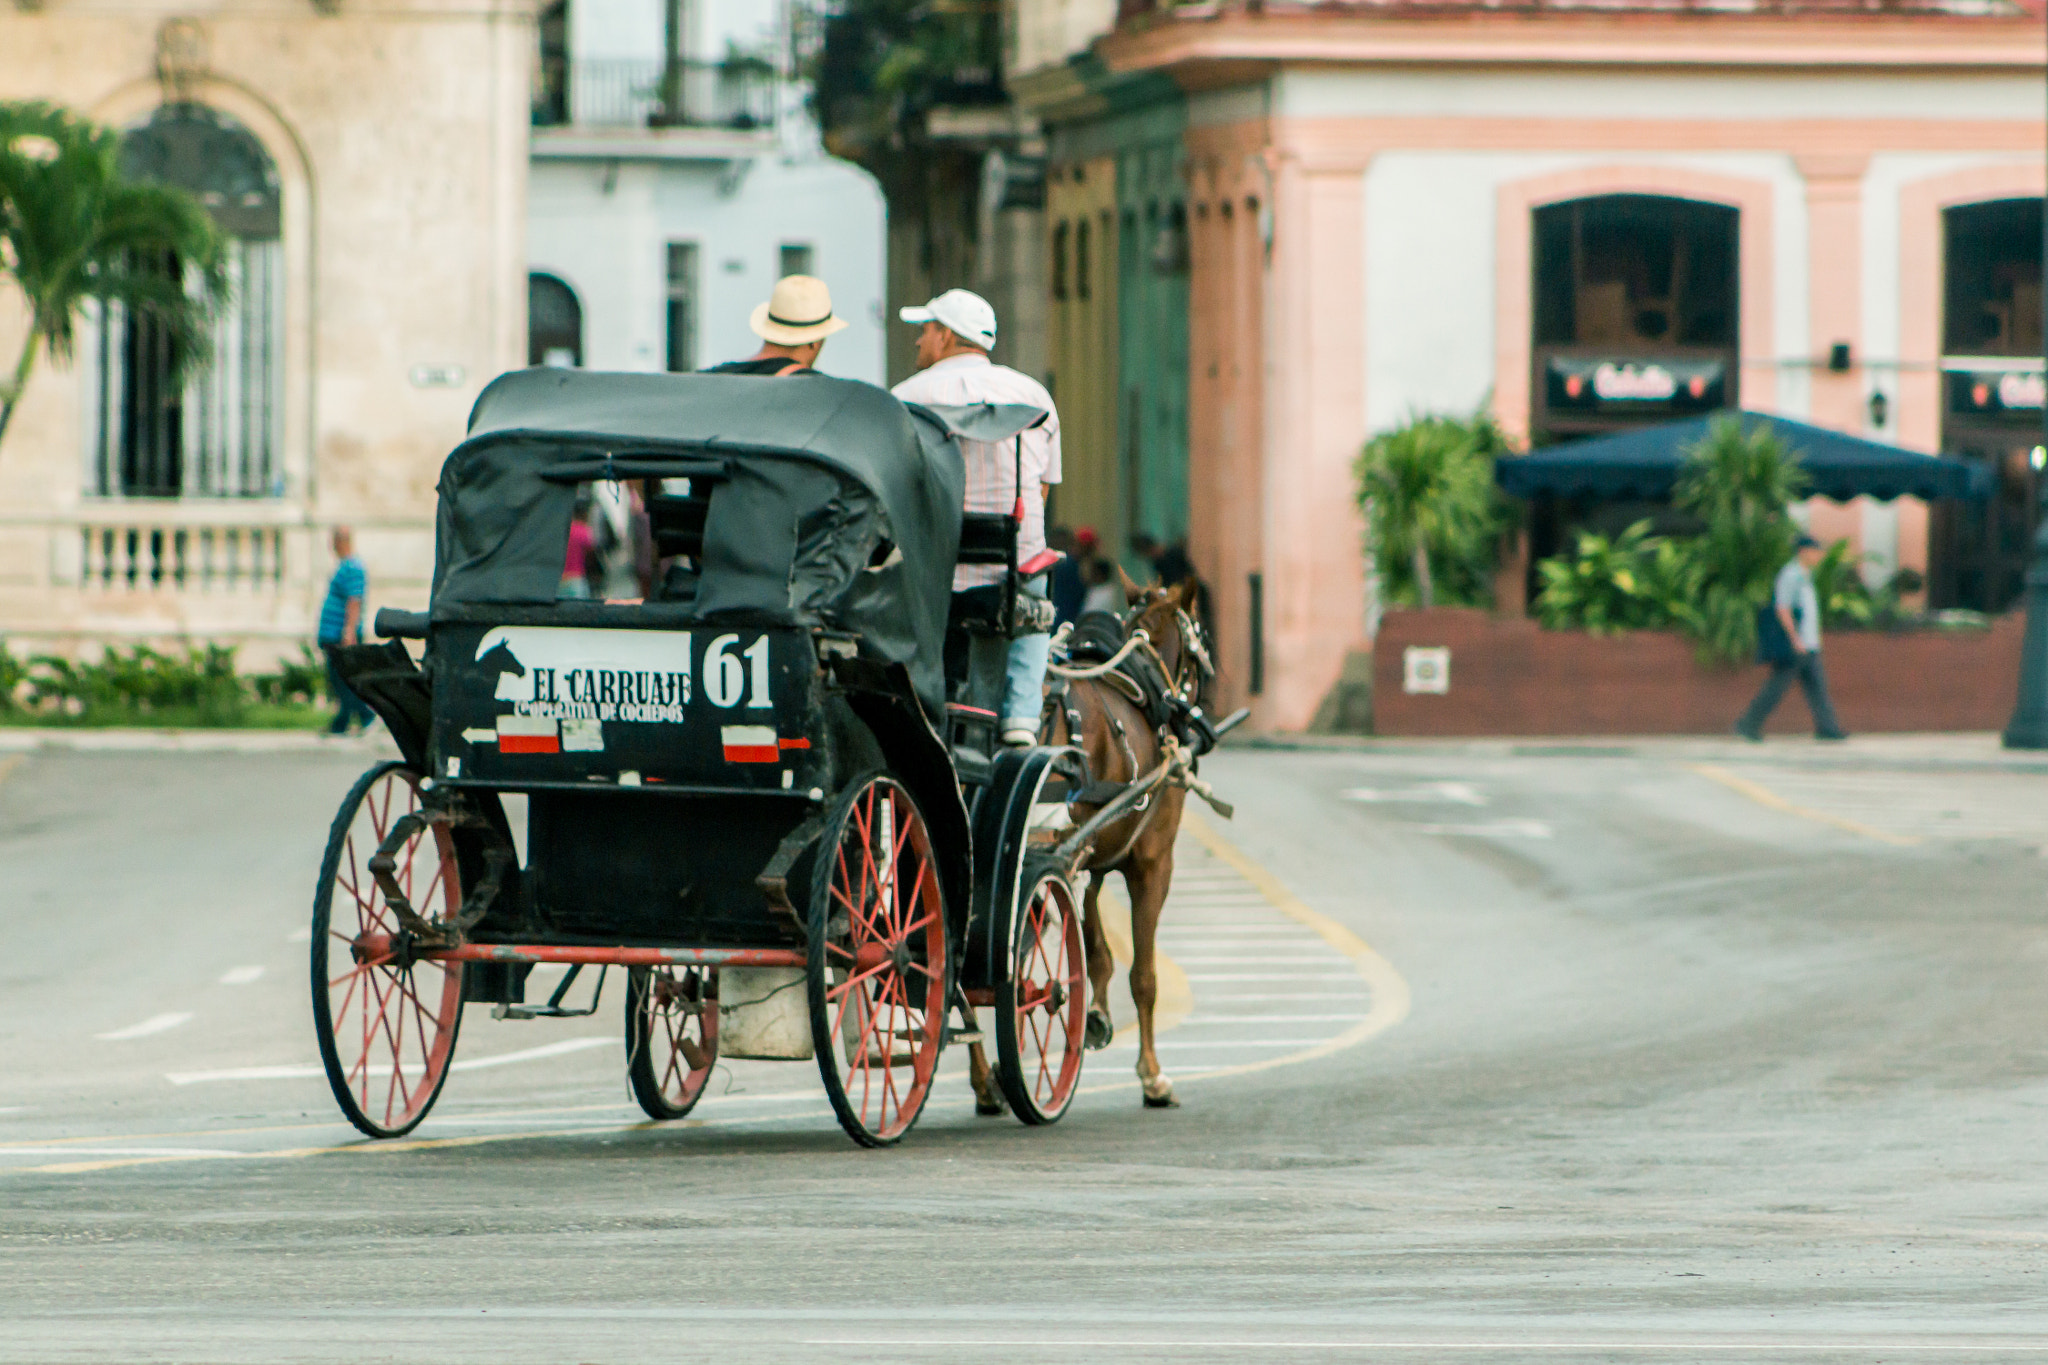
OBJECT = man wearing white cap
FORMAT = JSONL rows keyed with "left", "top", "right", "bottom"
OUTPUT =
{"left": 704, "top": 275, "right": 848, "bottom": 376}
{"left": 891, "top": 288, "right": 1062, "bottom": 746}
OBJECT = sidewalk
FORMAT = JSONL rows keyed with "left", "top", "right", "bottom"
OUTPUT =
{"left": 4, "top": 722, "right": 2040, "bottom": 773}
{"left": 0, "top": 726, "right": 395, "bottom": 754}
{"left": 1243, "top": 730, "right": 2048, "bottom": 774}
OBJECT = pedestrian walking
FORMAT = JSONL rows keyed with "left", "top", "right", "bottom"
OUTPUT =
{"left": 560, "top": 499, "right": 596, "bottom": 599}
{"left": 1736, "top": 533, "right": 1848, "bottom": 742}
{"left": 1048, "top": 524, "right": 1099, "bottom": 626}
{"left": 1080, "top": 557, "right": 1123, "bottom": 615}
{"left": 890, "top": 287, "right": 1062, "bottom": 746}
{"left": 702, "top": 275, "right": 846, "bottom": 376}
{"left": 318, "top": 526, "right": 376, "bottom": 735}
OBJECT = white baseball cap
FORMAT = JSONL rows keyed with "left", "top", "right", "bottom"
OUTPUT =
{"left": 899, "top": 288, "right": 997, "bottom": 351}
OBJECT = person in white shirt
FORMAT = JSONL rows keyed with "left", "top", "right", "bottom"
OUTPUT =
{"left": 890, "top": 288, "right": 1062, "bottom": 745}
{"left": 1736, "top": 533, "right": 1848, "bottom": 741}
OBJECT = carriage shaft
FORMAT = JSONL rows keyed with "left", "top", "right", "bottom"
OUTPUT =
{"left": 353, "top": 938, "right": 806, "bottom": 969}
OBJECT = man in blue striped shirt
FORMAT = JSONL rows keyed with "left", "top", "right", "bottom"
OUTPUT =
{"left": 319, "top": 527, "right": 375, "bottom": 735}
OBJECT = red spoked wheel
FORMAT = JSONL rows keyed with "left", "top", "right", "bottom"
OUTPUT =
{"left": 309, "top": 761, "right": 465, "bottom": 1139}
{"left": 995, "top": 865, "right": 1087, "bottom": 1124}
{"left": 806, "top": 774, "right": 948, "bottom": 1148}
{"left": 626, "top": 966, "right": 719, "bottom": 1120}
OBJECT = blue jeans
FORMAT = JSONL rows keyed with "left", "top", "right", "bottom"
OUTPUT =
{"left": 1005, "top": 581, "right": 1051, "bottom": 730}
{"left": 325, "top": 656, "right": 376, "bottom": 734}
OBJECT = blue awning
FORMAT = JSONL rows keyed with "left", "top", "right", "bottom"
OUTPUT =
{"left": 1495, "top": 412, "right": 1992, "bottom": 503}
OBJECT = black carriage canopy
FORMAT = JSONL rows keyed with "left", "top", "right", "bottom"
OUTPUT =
{"left": 1495, "top": 412, "right": 1993, "bottom": 503}
{"left": 435, "top": 369, "right": 1042, "bottom": 711}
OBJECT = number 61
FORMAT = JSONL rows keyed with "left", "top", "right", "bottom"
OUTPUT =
{"left": 704, "top": 634, "right": 771, "bottom": 709}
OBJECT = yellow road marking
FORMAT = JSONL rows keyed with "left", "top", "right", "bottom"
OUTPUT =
{"left": 9, "top": 809, "right": 1407, "bottom": 1171}
{"left": 1091, "top": 878, "right": 1194, "bottom": 1039}
{"left": 1690, "top": 763, "right": 1921, "bottom": 847}
{"left": 1076, "top": 809, "right": 1411, "bottom": 1098}
{"left": 12, "top": 1108, "right": 835, "bottom": 1175}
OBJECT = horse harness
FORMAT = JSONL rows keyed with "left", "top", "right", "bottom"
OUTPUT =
{"left": 1043, "top": 605, "right": 1218, "bottom": 866}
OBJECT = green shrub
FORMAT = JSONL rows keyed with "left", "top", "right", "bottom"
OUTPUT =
{"left": 1671, "top": 417, "right": 1809, "bottom": 664}
{"left": 27, "top": 643, "right": 248, "bottom": 723}
{"left": 1356, "top": 407, "right": 1515, "bottom": 609}
{"left": 252, "top": 644, "right": 327, "bottom": 705}
{"left": 1533, "top": 520, "right": 1702, "bottom": 636}
{"left": 1532, "top": 416, "right": 1818, "bottom": 665}
{"left": 0, "top": 639, "right": 24, "bottom": 711}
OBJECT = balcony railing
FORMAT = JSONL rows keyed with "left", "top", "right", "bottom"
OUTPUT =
{"left": 78, "top": 521, "right": 286, "bottom": 593}
{"left": 533, "top": 58, "right": 778, "bottom": 133}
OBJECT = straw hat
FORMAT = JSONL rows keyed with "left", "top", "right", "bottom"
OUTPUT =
{"left": 749, "top": 275, "right": 850, "bottom": 346}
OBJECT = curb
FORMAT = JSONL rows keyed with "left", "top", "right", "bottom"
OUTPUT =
{"left": 0, "top": 727, "right": 395, "bottom": 755}
{"left": 1229, "top": 731, "right": 2048, "bottom": 775}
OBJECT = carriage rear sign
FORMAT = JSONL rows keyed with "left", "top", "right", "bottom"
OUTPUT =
{"left": 477, "top": 626, "right": 697, "bottom": 730}
{"left": 438, "top": 624, "right": 803, "bottom": 783}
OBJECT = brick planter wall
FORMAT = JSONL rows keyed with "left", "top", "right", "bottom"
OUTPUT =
{"left": 1373, "top": 608, "right": 2024, "bottom": 736}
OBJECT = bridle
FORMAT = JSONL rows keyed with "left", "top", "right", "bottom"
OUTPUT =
{"left": 1124, "top": 593, "right": 1212, "bottom": 710}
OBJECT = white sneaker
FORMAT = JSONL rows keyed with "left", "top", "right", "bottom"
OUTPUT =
{"left": 1001, "top": 725, "right": 1036, "bottom": 748}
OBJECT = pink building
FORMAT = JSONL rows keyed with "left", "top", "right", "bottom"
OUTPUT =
{"left": 1016, "top": 0, "right": 2046, "bottom": 730}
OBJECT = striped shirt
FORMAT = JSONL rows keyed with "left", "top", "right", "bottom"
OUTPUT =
{"left": 892, "top": 353, "right": 1062, "bottom": 591}
{"left": 318, "top": 557, "right": 366, "bottom": 644}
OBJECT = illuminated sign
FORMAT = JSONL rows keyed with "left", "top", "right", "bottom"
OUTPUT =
{"left": 1947, "top": 367, "right": 2046, "bottom": 418}
{"left": 1546, "top": 356, "right": 1725, "bottom": 413}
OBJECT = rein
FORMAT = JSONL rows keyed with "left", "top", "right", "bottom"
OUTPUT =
{"left": 1045, "top": 625, "right": 1151, "bottom": 681}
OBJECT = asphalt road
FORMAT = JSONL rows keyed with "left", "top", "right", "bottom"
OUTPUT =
{"left": 2, "top": 736, "right": 2047, "bottom": 1362}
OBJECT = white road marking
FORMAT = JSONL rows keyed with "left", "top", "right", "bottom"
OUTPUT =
{"left": 96, "top": 1012, "right": 193, "bottom": 1041}
{"left": 811, "top": 1340, "right": 2048, "bottom": 1354}
{"left": 1167, "top": 957, "right": 1347, "bottom": 965}
{"left": 1155, "top": 1039, "right": 1338, "bottom": 1049}
{"left": 0, "top": 1146, "right": 241, "bottom": 1160}
{"left": 218, "top": 965, "right": 265, "bottom": 986}
{"left": 1182, "top": 973, "right": 1367, "bottom": 982}
{"left": 1193, "top": 992, "right": 1373, "bottom": 1001}
{"left": 287, "top": 925, "right": 312, "bottom": 943}
{"left": 1170, "top": 1015, "right": 1370, "bottom": 1024}
{"left": 1340, "top": 780, "right": 1486, "bottom": 806}
{"left": 166, "top": 1035, "right": 617, "bottom": 1086}
{"left": 1411, "top": 818, "right": 1553, "bottom": 839}
{"left": 166, "top": 1062, "right": 321, "bottom": 1084}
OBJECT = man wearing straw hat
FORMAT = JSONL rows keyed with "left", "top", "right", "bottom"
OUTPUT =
{"left": 704, "top": 274, "right": 848, "bottom": 376}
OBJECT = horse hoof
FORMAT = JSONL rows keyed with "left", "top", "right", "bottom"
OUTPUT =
{"left": 1084, "top": 1010, "right": 1114, "bottom": 1051}
{"left": 1140, "top": 1073, "right": 1178, "bottom": 1108}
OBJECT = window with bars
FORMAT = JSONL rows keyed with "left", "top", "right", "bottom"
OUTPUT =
{"left": 93, "top": 105, "right": 284, "bottom": 500}
{"left": 666, "top": 242, "right": 699, "bottom": 372}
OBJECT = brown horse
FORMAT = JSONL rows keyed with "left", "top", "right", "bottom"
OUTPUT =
{"left": 1039, "top": 575, "right": 1212, "bottom": 1107}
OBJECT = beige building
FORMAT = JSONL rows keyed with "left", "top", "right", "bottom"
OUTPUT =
{"left": 0, "top": 0, "right": 531, "bottom": 663}
{"left": 1014, "top": 0, "right": 2044, "bottom": 732}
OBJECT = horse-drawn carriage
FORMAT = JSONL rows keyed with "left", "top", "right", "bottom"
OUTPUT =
{"left": 312, "top": 369, "right": 1222, "bottom": 1147}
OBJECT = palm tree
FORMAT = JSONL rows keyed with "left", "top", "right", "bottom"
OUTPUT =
{"left": 0, "top": 101, "right": 228, "bottom": 453}
{"left": 1674, "top": 415, "right": 1811, "bottom": 663}
{"left": 1355, "top": 410, "right": 1506, "bottom": 609}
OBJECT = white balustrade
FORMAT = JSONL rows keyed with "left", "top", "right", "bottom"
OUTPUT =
{"left": 77, "top": 522, "right": 286, "bottom": 592}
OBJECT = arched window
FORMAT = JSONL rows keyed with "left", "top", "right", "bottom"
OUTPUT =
{"left": 1530, "top": 193, "right": 1739, "bottom": 443}
{"left": 528, "top": 273, "right": 583, "bottom": 367}
{"left": 94, "top": 103, "right": 284, "bottom": 498}
{"left": 1932, "top": 196, "right": 2045, "bottom": 612}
